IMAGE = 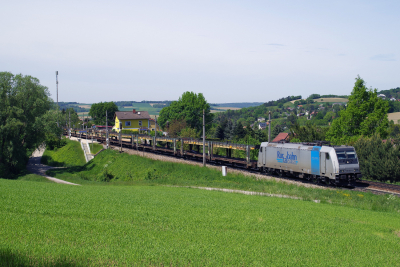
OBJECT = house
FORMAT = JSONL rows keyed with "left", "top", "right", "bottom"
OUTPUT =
{"left": 258, "top": 122, "right": 267, "bottom": 130}
{"left": 390, "top": 97, "right": 396, "bottom": 101}
{"left": 272, "top": 132, "right": 290, "bottom": 143}
{"left": 113, "top": 109, "right": 151, "bottom": 133}
{"left": 378, "top": 94, "right": 386, "bottom": 99}
{"left": 257, "top": 117, "right": 265, "bottom": 122}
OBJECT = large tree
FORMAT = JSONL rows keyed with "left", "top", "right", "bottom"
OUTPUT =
{"left": 89, "top": 102, "right": 118, "bottom": 126}
{"left": 0, "top": 72, "right": 60, "bottom": 177}
{"left": 326, "top": 76, "right": 389, "bottom": 144}
{"left": 158, "top": 92, "right": 213, "bottom": 134}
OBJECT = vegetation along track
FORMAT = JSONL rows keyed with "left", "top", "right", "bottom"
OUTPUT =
{"left": 354, "top": 180, "right": 400, "bottom": 196}
{"left": 68, "top": 132, "right": 400, "bottom": 196}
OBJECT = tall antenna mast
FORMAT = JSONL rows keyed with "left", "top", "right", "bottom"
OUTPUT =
{"left": 56, "top": 71, "right": 59, "bottom": 127}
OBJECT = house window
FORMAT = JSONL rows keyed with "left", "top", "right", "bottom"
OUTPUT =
{"left": 139, "top": 121, "right": 142, "bottom": 126}
{"left": 125, "top": 121, "right": 131, "bottom": 127}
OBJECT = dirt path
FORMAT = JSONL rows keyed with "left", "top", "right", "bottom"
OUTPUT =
{"left": 26, "top": 145, "right": 80, "bottom": 185}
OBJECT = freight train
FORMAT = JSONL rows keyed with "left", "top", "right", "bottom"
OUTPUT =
{"left": 258, "top": 141, "right": 362, "bottom": 185}
{"left": 68, "top": 130, "right": 361, "bottom": 186}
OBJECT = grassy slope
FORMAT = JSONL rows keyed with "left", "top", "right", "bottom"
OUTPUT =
{"left": 17, "top": 173, "right": 52, "bottom": 183}
{"left": 47, "top": 149, "right": 400, "bottom": 213}
{"left": 1, "top": 179, "right": 399, "bottom": 266}
{"left": 41, "top": 139, "right": 86, "bottom": 167}
{"left": 88, "top": 142, "right": 103, "bottom": 155}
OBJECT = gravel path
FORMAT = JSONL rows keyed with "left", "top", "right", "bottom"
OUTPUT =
{"left": 26, "top": 144, "right": 80, "bottom": 185}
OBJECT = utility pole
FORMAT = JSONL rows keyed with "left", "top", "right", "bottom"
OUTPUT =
{"left": 268, "top": 111, "right": 271, "bottom": 143}
{"left": 154, "top": 116, "right": 157, "bottom": 151}
{"left": 69, "top": 110, "right": 71, "bottom": 138}
{"left": 203, "top": 109, "right": 206, "bottom": 167}
{"left": 106, "top": 110, "right": 109, "bottom": 149}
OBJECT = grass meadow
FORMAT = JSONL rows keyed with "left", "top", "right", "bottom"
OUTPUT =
{"left": 89, "top": 142, "right": 103, "bottom": 155}
{"left": 1, "top": 179, "right": 400, "bottom": 266}
{"left": 2, "top": 143, "right": 400, "bottom": 265}
{"left": 47, "top": 149, "right": 400, "bottom": 213}
{"left": 41, "top": 139, "right": 86, "bottom": 167}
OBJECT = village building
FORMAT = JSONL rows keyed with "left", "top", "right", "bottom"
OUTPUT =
{"left": 272, "top": 132, "right": 290, "bottom": 143}
{"left": 258, "top": 122, "right": 267, "bottom": 130}
{"left": 113, "top": 109, "right": 151, "bottom": 133}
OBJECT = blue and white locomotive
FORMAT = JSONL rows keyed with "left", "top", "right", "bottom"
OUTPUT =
{"left": 257, "top": 142, "right": 362, "bottom": 185}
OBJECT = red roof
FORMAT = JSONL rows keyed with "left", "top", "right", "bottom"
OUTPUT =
{"left": 272, "top": 132, "right": 290, "bottom": 143}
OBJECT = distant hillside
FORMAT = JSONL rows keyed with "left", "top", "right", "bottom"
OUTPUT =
{"left": 377, "top": 87, "right": 400, "bottom": 99}
{"left": 58, "top": 102, "right": 90, "bottom": 112}
{"left": 211, "top": 103, "right": 264, "bottom": 108}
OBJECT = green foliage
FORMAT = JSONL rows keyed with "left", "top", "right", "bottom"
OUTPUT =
{"left": 180, "top": 127, "right": 199, "bottom": 138}
{"left": 0, "top": 72, "right": 60, "bottom": 178}
{"left": 289, "top": 122, "right": 328, "bottom": 142}
{"left": 158, "top": 92, "right": 213, "bottom": 134}
{"left": 60, "top": 107, "right": 80, "bottom": 128}
{"left": 89, "top": 142, "right": 103, "bottom": 155}
{"left": 41, "top": 139, "right": 86, "bottom": 167}
{"left": 264, "top": 95, "right": 301, "bottom": 107}
{"left": 16, "top": 173, "right": 52, "bottom": 182}
{"left": 354, "top": 135, "right": 400, "bottom": 183}
{"left": 88, "top": 101, "right": 118, "bottom": 126}
{"left": 326, "top": 76, "right": 389, "bottom": 144}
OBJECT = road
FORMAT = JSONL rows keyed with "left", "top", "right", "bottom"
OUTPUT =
{"left": 26, "top": 144, "right": 80, "bottom": 185}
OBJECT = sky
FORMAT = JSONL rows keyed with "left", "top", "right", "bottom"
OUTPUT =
{"left": 1, "top": 0, "right": 399, "bottom": 104}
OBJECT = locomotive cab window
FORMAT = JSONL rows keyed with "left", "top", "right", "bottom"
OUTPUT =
{"left": 336, "top": 152, "right": 346, "bottom": 159}
{"left": 347, "top": 151, "right": 357, "bottom": 159}
{"left": 326, "top": 153, "right": 329, "bottom": 160}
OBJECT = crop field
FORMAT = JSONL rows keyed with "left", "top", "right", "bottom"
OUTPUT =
{"left": 119, "top": 103, "right": 162, "bottom": 115}
{"left": 388, "top": 112, "right": 400, "bottom": 124}
{"left": 1, "top": 178, "right": 400, "bottom": 266}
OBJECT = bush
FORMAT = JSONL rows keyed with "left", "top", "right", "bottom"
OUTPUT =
{"left": 45, "top": 136, "right": 67, "bottom": 150}
{"left": 354, "top": 135, "right": 400, "bottom": 183}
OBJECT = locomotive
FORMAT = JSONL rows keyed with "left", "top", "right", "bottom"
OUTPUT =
{"left": 257, "top": 142, "right": 362, "bottom": 185}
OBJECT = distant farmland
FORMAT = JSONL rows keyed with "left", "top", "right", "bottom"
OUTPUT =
{"left": 388, "top": 112, "right": 400, "bottom": 124}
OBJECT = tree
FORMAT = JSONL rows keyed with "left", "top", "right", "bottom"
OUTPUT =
{"left": 158, "top": 92, "right": 213, "bottom": 134}
{"left": 89, "top": 102, "right": 118, "bottom": 126}
{"left": 326, "top": 76, "right": 389, "bottom": 144}
{"left": 289, "top": 121, "right": 328, "bottom": 142}
{"left": 233, "top": 121, "right": 246, "bottom": 139}
{"left": 60, "top": 108, "right": 80, "bottom": 128}
{"left": 0, "top": 72, "right": 60, "bottom": 178}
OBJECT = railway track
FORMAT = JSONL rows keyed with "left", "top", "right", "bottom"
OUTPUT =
{"left": 68, "top": 132, "right": 400, "bottom": 197}
{"left": 353, "top": 180, "right": 400, "bottom": 196}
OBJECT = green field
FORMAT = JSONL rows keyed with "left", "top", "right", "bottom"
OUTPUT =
{"left": 119, "top": 103, "right": 162, "bottom": 116}
{"left": 1, "top": 179, "right": 400, "bottom": 266}
{"left": 41, "top": 139, "right": 86, "bottom": 167}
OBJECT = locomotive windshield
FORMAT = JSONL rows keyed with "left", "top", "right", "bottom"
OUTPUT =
{"left": 335, "top": 148, "right": 358, "bottom": 164}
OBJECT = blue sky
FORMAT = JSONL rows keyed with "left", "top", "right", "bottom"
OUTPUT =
{"left": 1, "top": 0, "right": 399, "bottom": 103}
